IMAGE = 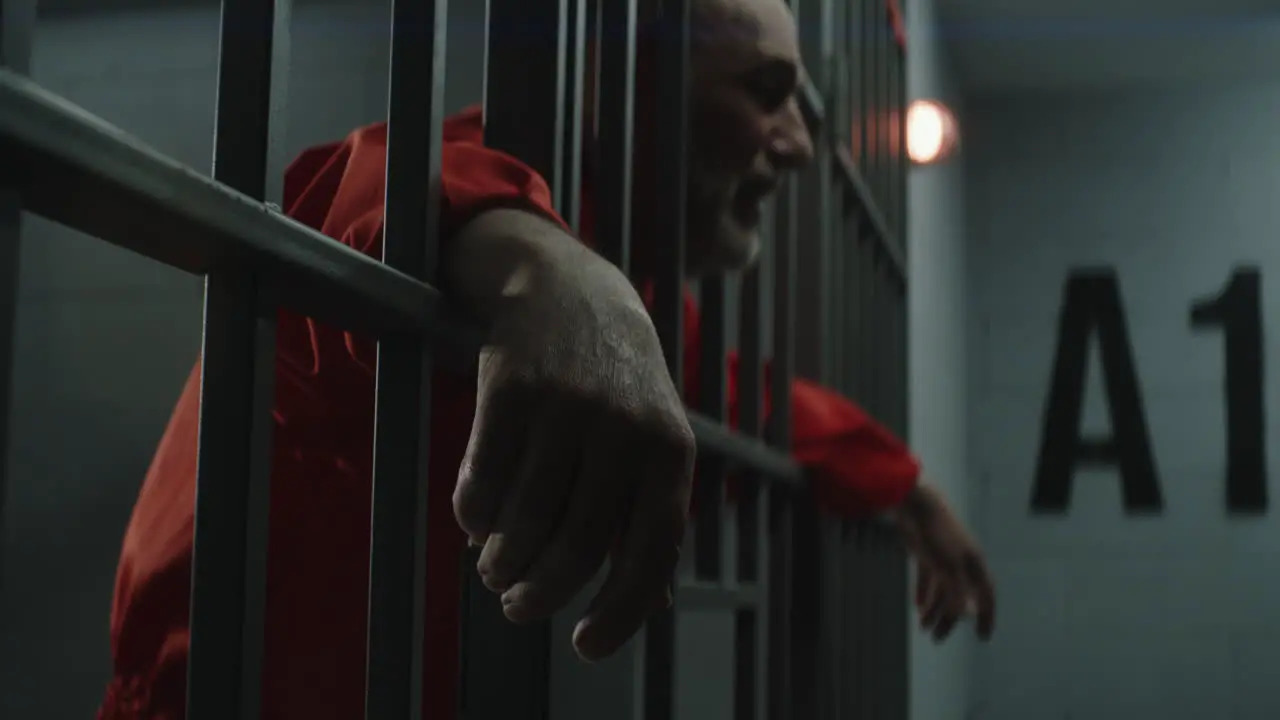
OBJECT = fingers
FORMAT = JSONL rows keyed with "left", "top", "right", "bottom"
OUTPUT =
{"left": 916, "top": 556, "right": 996, "bottom": 643}
{"left": 476, "top": 404, "right": 582, "bottom": 595}
{"left": 454, "top": 372, "right": 532, "bottom": 543}
{"left": 965, "top": 553, "right": 997, "bottom": 639}
{"left": 500, "top": 428, "right": 638, "bottom": 623}
{"left": 914, "top": 563, "right": 933, "bottom": 608}
{"left": 572, "top": 436, "right": 694, "bottom": 662}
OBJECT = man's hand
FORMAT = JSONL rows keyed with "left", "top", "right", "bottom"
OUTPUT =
{"left": 891, "top": 483, "right": 996, "bottom": 643}
{"left": 447, "top": 209, "right": 695, "bottom": 663}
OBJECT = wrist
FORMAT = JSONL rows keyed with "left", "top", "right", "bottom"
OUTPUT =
{"left": 893, "top": 482, "right": 937, "bottom": 523}
{"left": 444, "top": 208, "right": 588, "bottom": 322}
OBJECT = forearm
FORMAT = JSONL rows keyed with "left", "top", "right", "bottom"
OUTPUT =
{"left": 444, "top": 209, "right": 576, "bottom": 320}
{"left": 447, "top": 208, "right": 643, "bottom": 326}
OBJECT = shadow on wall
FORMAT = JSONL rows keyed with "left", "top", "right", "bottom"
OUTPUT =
{"left": 0, "top": 1, "right": 488, "bottom": 716}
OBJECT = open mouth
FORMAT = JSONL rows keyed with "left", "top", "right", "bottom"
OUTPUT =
{"left": 731, "top": 176, "right": 778, "bottom": 225}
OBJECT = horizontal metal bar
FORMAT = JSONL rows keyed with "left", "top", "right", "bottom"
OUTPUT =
{"left": 675, "top": 581, "right": 761, "bottom": 611}
{"left": 834, "top": 144, "right": 907, "bottom": 284}
{"left": 0, "top": 69, "right": 478, "bottom": 346}
{"left": 686, "top": 412, "right": 803, "bottom": 485}
{"left": 0, "top": 66, "right": 808, "bottom": 488}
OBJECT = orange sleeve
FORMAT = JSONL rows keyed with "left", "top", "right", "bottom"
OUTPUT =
{"left": 333, "top": 137, "right": 568, "bottom": 375}
{"left": 677, "top": 291, "right": 917, "bottom": 518}
{"left": 724, "top": 354, "right": 920, "bottom": 519}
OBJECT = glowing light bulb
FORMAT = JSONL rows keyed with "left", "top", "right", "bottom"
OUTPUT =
{"left": 906, "top": 99, "right": 958, "bottom": 165}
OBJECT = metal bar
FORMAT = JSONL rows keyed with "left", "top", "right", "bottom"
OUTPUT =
{"left": 860, "top": 0, "right": 877, "bottom": 208}
{"left": 834, "top": 144, "right": 906, "bottom": 282}
{"left": 876, "top": 0, "right": 891, "bottom": 216}
{"left": 595, "top": 0, "right": 637, "bottom": 273}
{"left": 0, "top": 0, "right": 35, "bottom": 611}
{"left": 644, "top": 0, "right": 692, "bottom": 715}
{"left": 0, "top": 71, "right": 477, "bottom": 344}
{"left": 876, "top": 532, "right": 896, "bottom": 718}
{"left": 853, "top": 525, "right": 873, "bottom": 719}
{"left": 770, "top": 187, "right": 797, "bottom": 450}
{"left": 649, "top": 0, "right": 690, "bottom": 381}
{"left": 890, "top": 11, "right": 901, "bottom": 240}
{"left": 676, "top": 581, "right": 761, "bottom": 611}
{"left": 854, "top": 232, "right": 874, "bottom": 416}
{"left": 187, "top": 0, "right": 288, "bottom": 716}
{"left": 767, "top": 487, "right": 794, "bottom": 720}
{"left": 768, "top": 169, "right": 798, "bottom": 720}
{"left": 895, "top": 284, "right": 908, "bottom": 435}
{"left": 871, "top": 258, "right": 887, "bottom": 422}
{"left": 561, "top": 0, "right": 586, "bottom": 231}
{"left": 821, "top": 519, "right": 842, "bottom": 719}
{"left": 788, "top": 498, "right": 821, "bottom": 720}
{"left": 0, "top": 0, "right": 32, "bottom": 74}
{"left": 465, "top": 1, "right": 573, "bottom": 717}
{"left": 364, "top": 0, "right": 448, "bottom": 717}
{"left": 823, "top": 0, "right": 846, "bottom": 394}
{"left": 485, "top": 0, "right": 567, "bottom": 201}
{"left": 846, "top": 0, "right": 862, "bottom": 163}
{"left": 695, "top": 274, "right": 728, "bottom": 580}
{"left": 734, "top": 605, "right": 761, "bottom": 720}
{"left": 687, "top": 407, "right": 803, "bottom": 484}
{"left": 737, "top": 261, "right": 766, "bottom": 720}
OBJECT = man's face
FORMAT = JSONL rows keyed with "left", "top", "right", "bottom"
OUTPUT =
{"left": 685, "top": 0, "right": 813, "bottom": 274}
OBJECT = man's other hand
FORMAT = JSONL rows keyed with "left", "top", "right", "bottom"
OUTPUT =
{"left": 448, "top": 209, "right": 696, "bottom": 663}
{"left": 892, "top": 483, "right": 996, "bottom": 643}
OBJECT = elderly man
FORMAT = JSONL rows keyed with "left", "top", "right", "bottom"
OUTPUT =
{"left": 98, "top": 0, "right": 994, "bottom": 717}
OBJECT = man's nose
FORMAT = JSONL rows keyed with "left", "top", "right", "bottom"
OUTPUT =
{"left": 770, "top": 102, "right": 815, "bottom": 170}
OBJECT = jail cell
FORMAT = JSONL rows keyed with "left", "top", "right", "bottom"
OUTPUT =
{"left": 0, "top": 0, "right": 910, "bottom": 718}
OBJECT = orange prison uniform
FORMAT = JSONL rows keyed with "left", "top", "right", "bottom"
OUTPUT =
{"left": 98, "top": 106, "right": 918, "bottom": 720}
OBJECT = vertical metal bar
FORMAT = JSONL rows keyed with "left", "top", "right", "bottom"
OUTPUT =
{"left": 466, "top": 2, "right": 571, "bottom": 717}
{"left": 485, "top": 0, "right": 568, "bottom": 200}
{"left": 596, "top": 0, "right": 637, "bottom": 274}
{"left": 767, "top": 486, "right": 794, "bottom": 720}
{"left": 696, "top": 275, "right": 726, "bottom": 580}
{"left": 877, "top": 532, "right": 895, "bottom": 719}
{"left": 890, "top": 537, "right": 910, "bottom": 720}
{"left": 855, "top": 527, "right": 874, "bottom": 719}
{"left": 644, "top": 1, "right": 691, "bottom": 717}
{"left": 649, "top": 0, "right": 690, "bottom": 380}
{"left": 814, "top": 1, "right": 844, "bottom": 713}
{"left": 736, "top": 264, "right": 766, "bottom": 720}
{"left": 877, "top": 0, "right": 891, "bottom": 215}
{"left": 734, "top": 604, "right": 760, "bottom": 720}
{"left": 824, "top": 0, "right": 847, "bottom": 396}
{"left": 789, "top": 499, "right": 821, "bottom": 720}
{"left": 867, "top": 533, "right": 884, "bottom": 720}
{"left": 768, "top": 172, "right": 798, "bottom": 720}
{"left": 364, "top": 1, "right": 447, "bottom": 718}
{"left": 186, "top": 0, "right": 289, "bottom": 717}
{"left": 894, "top": 13, "right": 910, "bottom": 710}
{"left": 860, "top": 0, "right": 878, "bottom": 201}
{"left": 561, "top": 0, "right": 586, "bottom": 231}
{"left": 0, "top": 0, "right": 35, "bottom": 610}
{"left": 821, "top": 521, "right": 842, "bottom": 720}
{"left": 0, "top": 0, "right": 32, "bottom": 75}
{"left": 884, "top": 8, "right": 898, "bottom": 240}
